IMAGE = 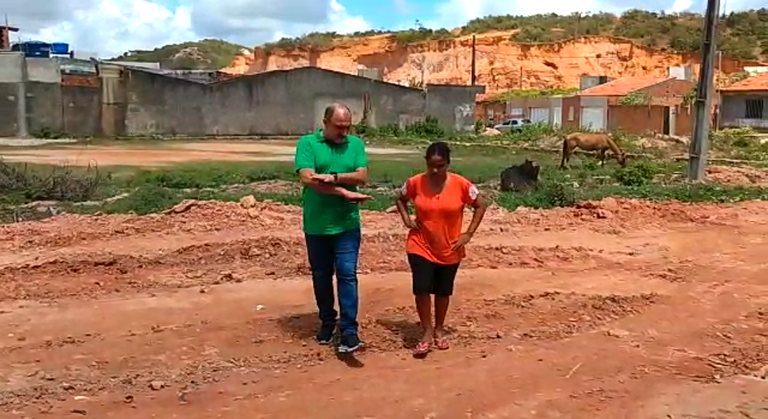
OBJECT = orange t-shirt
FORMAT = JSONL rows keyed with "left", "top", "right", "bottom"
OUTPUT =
{"left": 401, "top": 173, "right": 480, "bottom": 265}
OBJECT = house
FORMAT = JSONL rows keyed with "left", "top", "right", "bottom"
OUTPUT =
{"left": 561, "top": 74, "right": 697, "bottom": 135}
{"left": 476, "top": 92, "right": 571, "bottom": 127}
{"left": 718, "top": 72, "right": 768, "bottom": 131}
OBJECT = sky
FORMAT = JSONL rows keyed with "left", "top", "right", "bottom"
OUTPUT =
{"left": 0, "top": 0, "right": 763, "bottom": 58}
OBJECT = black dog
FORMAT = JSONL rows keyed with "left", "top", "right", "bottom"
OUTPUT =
{"left": 500, "top": 159, "right": 540, "bottom": 192}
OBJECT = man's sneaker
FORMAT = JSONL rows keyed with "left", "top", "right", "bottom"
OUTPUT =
{"left": 315, "top": 324, "right": 336, "bottom": 345}
{"left": 337, "top": 334, "right": 364, "bottom": 353}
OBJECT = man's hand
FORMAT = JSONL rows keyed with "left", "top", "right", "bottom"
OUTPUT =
{"left": 342, "top": 190, "right": 372, "bottom": 202}
{"left": 311, "top": 173, "right": 335, "bottom": 183}
{"left": 451, "top": 232, "right": 473, "bottom": 251}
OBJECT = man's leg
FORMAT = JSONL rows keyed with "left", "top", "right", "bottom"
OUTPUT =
{"left": 305, "top": 233, "right": 337, "bottom": 344}
{"left": 334, "top": 227, "right": 363, "bottom": 353}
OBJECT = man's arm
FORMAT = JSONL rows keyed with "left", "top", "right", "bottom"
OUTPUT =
{"left": 334, "top": 139, "right": 369, "bottom": 186}
{"left": 295, "top": 138, "right": 350, "bottom": 197}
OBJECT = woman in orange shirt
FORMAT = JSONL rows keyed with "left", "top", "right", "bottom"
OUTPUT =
{"left": 395, "top": 141, "right": 488, "bottom": 356}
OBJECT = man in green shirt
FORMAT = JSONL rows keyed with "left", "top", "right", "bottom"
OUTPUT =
{"left": 294, "top": 103, "right": 371, "bottom": 354}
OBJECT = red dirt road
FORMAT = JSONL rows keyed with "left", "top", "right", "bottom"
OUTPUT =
{"left": 0, "top": 198, "right": 765, "bottom": 418}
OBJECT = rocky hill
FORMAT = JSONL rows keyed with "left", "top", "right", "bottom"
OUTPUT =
{"left": 221, "top": 9, "right": 768, "bottom": 92}
{"left": 112, "top": 39, "right": 250, "bottom": 70}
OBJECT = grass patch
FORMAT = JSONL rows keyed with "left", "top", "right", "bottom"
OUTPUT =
{"left": 2, "top": 135, "right": 767, "bottom": 222}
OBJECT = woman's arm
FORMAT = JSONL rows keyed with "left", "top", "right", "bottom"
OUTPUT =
{"left": 464, "top": 193, "right": 488, "bottom": 236}
{"left": 395, "top": 181, "right": 418, "bottom": 229}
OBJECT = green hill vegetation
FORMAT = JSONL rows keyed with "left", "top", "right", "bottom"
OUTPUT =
{"left": 111, "top": 39, "right": 248, "bottom": 70}
{"left": 264, "top": 9, "right": 768, "bottom": 61}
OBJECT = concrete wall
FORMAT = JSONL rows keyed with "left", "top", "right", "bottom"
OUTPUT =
{"left": 0, "top": 53, "right": 22, "bottom": 136}
{"left": 0, "top": 62, "right": 486, "bottom": 138}
{"left": 62, "top": 84, "right": 101, "bottom": 136}
{"left": 124, "top": 67, "right": 480, "bottom": 136}
{"left": 425, "top": 84, "right": 485, "bottom": 133}
{"left": 26, "top": 58, "right": 63, "bottom": 134}
{"left": 125, "top": 69, "right": 209, "bottom": 135}
{"left": 720, "top": 93, "right": 768, "bottom": 130}
{"left": 0, "top": 55, "right": 64, "bottom": 136}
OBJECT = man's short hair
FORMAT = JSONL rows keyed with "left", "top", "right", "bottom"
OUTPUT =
{"left": 324, "top": 103, "right": 351, "bottom": 120}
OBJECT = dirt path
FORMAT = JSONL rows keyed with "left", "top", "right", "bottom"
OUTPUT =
{"left": 0, "top": 140, "right": 415, "bottom": 167}
{"left": 0, "top": 198, "right": 765, "bottom": 418}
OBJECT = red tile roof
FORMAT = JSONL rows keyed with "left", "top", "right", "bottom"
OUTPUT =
{"left": 720, "top": 72, "right": 768, "bottom": 92}
{"left": 580, "top": 76, "right": 669, "bottom": 96}
{"left": 476, "top": 93, "right": 495, "bottom": 102}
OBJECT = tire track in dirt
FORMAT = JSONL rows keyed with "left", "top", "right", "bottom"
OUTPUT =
{"left": 0, "top": 291, "right": 661, "bottom": 411}
{"left": 679, "top": 308, "right": 767, "bottom": 383}
{"left": 0, "top": 234, "right": 621, "bottom": 301}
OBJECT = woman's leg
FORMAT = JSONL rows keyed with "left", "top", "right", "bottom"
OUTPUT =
{"left": 433, "top": 263, "right": 460, "bottom": 348}
{"left": 415, "top": 295, "right": 433, "bottom": 342}
{"left": 407, "top": 254, "right": 436, "bottom": 349}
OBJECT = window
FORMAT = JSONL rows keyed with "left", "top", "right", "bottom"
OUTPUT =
{"left": 568, "top": 106, "right": 575, "bottom": 121}
{"left": 745, "top": 99, "right": 764, "bottom": 119}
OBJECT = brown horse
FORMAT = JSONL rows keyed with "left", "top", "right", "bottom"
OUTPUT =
{"left": 560, "top": 132, "right": 627, "bottom": 169}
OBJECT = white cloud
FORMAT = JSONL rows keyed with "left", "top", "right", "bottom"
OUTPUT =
{"left": 4, "top": 0, "right": 368, "bottom": 58}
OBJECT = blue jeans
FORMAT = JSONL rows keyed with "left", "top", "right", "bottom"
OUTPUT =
{"left": 304, "top": 227, "right": 361, "bottom": 336}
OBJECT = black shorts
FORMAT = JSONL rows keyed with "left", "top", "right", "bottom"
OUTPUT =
{"left": 407, "top": 253, "right": 460, "bottom": 296}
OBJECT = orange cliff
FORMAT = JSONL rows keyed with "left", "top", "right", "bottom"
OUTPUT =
{"left": 221, "top": 32, "right": 763, "bottom": 93}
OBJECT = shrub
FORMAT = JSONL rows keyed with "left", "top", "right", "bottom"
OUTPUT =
{"left": 612, "top": 162, "right": 657, "bottom": 186}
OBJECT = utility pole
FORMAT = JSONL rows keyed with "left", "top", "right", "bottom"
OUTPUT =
{"left": 688, "top": 0, "right": 720, "bottom": 181}
{"left": 470, "top": 35, "right": 476, "bottom": 85}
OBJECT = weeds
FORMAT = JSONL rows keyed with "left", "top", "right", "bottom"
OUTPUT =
{"left": 0, "top": 161, "right": 106, "bottom": 204}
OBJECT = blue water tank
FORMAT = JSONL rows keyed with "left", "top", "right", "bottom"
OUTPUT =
{"left": 11, "top": 41, "right": 51, "bottom": 58}
{"left": 51, "top": 42, "right": 69, "bottom": 55}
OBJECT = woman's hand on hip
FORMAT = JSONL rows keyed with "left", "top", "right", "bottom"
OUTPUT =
{"left": 404, "top": 217, "right": 420, "bottom": 230}
{"left": 451, "top": 232, "right": 473, "bottom": 251}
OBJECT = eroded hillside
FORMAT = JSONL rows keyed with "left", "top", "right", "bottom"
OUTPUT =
{"left": 219, "top": 10, "right": 767, "bottom": 92}
{"left": 222, "top": 33, "right": 761, "bottom": 92}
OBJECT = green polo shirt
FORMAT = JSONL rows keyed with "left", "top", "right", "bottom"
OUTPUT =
{"left": 294, "top": 130, "right": 368, "bottom": 235}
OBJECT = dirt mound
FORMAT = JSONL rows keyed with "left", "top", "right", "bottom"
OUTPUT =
{"left": 0, "top": 231, "right": 615, "bottom": 300}
{"left": 706, "top": 165, "right": 768, "bottom": 185}
{"left": 0, "top": 199, "right": 302, "bottom": 252}
{"left": 497, "top": 197, "right": 747, "bottom": 230}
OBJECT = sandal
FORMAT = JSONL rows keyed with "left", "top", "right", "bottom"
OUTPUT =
{"left": 413, "top": 341, "right": 432, "bottom": 356}
{"left": 434, "top": 336, "right": 450, "bottom": 350}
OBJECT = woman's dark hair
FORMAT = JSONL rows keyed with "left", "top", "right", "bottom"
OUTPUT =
{"left": 425, "top": 141, "right": 451, "bottom": 164}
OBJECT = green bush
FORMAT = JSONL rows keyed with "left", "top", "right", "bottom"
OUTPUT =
{"left": 612, "top": 162, "right": 657, "bottom": 186}
{"left": 405, "top": 115, "right": 444, "bottom": 139}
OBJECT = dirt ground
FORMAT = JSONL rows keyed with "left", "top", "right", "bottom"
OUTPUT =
{"left": 0, "top": 197, "right": 765, "bottom": 418}
{"left": 0, "top": 141, "right": 414, "bottom": 167}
